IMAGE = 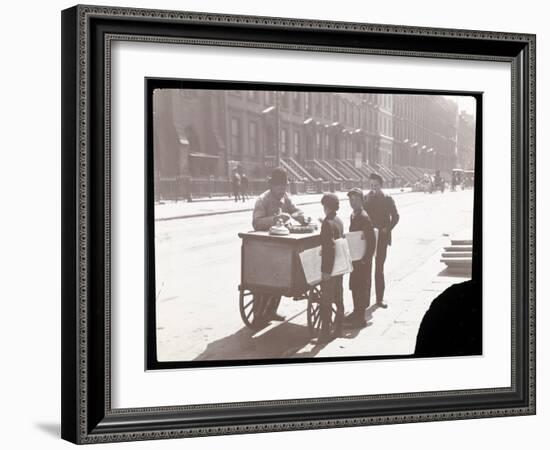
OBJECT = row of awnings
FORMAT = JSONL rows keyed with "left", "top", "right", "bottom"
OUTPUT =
{"left": 188, "top": 153, "right": 220, "bottom": 159}
{"left": 402, "top": 139, "right": 434, "bottom": 152}
{"left": 178, "top": 129, "right": 225, "bottom": 160}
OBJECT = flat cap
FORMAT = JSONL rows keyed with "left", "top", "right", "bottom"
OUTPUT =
{"left": 347, "top": 187, "right": 364, "bottom": 199}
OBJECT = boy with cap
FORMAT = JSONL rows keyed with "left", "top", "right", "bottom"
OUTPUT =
{"left": 317, "top": 193, "right": 345, "bottom": 342}
{"left": 364, "top": 173, "right": 400, "bottom": 308}
{"left": 345, "top": 188, "right": 377, "bottom": 327}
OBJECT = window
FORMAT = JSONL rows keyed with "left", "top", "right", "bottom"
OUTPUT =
{"left": 281, "top": 128, "right": 288, "bottom": 155}
{"left": 334, "top": 96, "right": 340, "bottom": 121}
{"left": 280, "top": 92, "right": 289, "bottom": 110}
{"left": 315, "top": 93, "right": 322, "bottom": 116}
{"left": 324, "top": 94, "right": 330, "bottom": 119}
{"left": 247, "top": 91, "right": 259, "bottom": 102}
{"left": 293, "top": 131, "right": 300, "bottom": 156}
{"left": 293, "top": 92, "right": 301, "bottom": 113}
{"left": 305, "top": 93, "right": 311, "bottom": 115}
{"left": 249, "top": 121, "right": 258, "bottom": 156}
{"left": 231, "top": 117, "right": 241, "bottom": 155}
{"left": 316, "top": 131, "right": 321, "bottom": 154}
{"left": 265, "top": 91, "right": 273, "bottom": 104}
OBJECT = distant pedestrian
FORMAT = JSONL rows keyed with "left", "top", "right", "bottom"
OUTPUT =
{"left": 364, "top": 173, "right": 400, "bottom": 309}
{"left": 344, "top": 188, "right": 376, "bottom": 327}
{"left": 240, "top": 172, "right": 249, "bottom": 202}
{"left": 231, "top": 169, "right": 241, "bottom": 202}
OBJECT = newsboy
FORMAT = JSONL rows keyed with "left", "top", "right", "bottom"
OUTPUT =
{"left": 364, "top": 173, "right": 400, "bottom": 308}
{"left": 345, "top": 188, "right": 377, "bottom": 327}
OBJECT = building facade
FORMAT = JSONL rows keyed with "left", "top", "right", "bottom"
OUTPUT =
{"left": 457, "top": 111, "right": 476, "bottom": 170}
{"left": 153, "top": 89, "right": 467, "bottom": 185}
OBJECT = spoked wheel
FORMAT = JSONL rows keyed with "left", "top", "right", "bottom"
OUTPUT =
{"left": 239, "top": 289, "right": 277, "bottom": 329}
{"left": 307, "top": 286, "right": 338, "bottom": 338}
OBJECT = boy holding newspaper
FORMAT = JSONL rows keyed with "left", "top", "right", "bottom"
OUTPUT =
{"left": 317, "top": 193, "right": 345, "bottom": 343}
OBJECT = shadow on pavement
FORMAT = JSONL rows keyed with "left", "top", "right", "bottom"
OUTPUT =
{"left": 193, "top": 321, "right": 314, "bottom": 361}
{"left": 193, "top": 310, "right": 380, "bottom": 362}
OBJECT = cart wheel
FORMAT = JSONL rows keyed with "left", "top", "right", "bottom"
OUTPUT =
{"left": 239, "top": 290, "right": 273, "bottom": 329}
{"left": 307, "top": 286, "right": 338, "bottom": 338}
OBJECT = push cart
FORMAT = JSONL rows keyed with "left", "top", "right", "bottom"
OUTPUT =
{"left": 237, "top": 231, "right": 340, "bottom": 338}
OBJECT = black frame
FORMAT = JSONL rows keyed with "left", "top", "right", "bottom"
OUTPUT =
{"left": 144, "top": 77, "right": 484, "bottom": 371}
{"left": 61, "top": 4, "right": 535, "bottom": 444}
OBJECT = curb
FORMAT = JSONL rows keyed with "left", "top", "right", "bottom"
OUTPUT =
{"left": 155, "top": 189, "right": 412, "bottom": 222}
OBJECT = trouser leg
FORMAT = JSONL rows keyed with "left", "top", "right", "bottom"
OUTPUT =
{"left": 351, "top": 289, "right": 366, "bottom": 315}
{"left": 333, "top": 276, "right": 344, "bottom": 334}
{"left": 267, "top": 295, "right": 282, "bottom": 316}
{"left": 375, "top": 234, "right": 388, "bottom": 303}
{"left": 320, "top": 279, "right": 334, "bottom": 337}
{"left": 350, "top": 259, "right": 372, "bottom": 314}
{"left": 364, "top": 258, "right": 373, "bottom": 308}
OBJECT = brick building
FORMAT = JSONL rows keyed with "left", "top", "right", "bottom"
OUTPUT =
{"left": 457, "top": 110, "right": 476, "bottom": 170}
{"left": 153, "top": 89, "right": 470, "bottom": 198}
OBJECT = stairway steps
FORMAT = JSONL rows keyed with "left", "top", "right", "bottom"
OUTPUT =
{"left": 451, "top": 239, "right": 473, "bottom": 246}
{"left": 442, "top": 252, "right": 472, "bottom": 258}
{"left": 444, "top": 245, "right": 472, "bottom": 252}
{"left": 440, "top": 257, "right": 472, "bottom": 263}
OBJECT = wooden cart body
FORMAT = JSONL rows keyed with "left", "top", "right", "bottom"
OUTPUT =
{"left": 238, "top": 231, "right": 321, "bottom": 298}
{"left": 237, "top": 230, "right": 364, "bottom": 334}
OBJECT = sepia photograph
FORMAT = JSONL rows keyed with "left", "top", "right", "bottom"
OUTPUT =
{"left": 146, "top": 80, "right": 481, "bottom": 368}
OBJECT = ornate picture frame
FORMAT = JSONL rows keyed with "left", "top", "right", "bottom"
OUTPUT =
{"left": 61, "top": 4, "right": 535, "bottom": 444}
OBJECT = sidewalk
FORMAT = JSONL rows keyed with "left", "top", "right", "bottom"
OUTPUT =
{"left": 295, "top": 243, "right": 470, "bottom": 358}
{"left": 155, "top": 187, "right": 412, "bottom": 221}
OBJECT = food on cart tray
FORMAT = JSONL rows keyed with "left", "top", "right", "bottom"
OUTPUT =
{"left": 269, "top": 216, "right": 290, "bottom": 235}
{"left": 288, "top": 223, "right": 317, "bottom": 234}
{"left": 269, "top": 223, "right": 290, "bottom": 235}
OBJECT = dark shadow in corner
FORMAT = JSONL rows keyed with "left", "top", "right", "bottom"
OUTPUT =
{"left": 414, "top": 280, "right": 481, "bottom": 357}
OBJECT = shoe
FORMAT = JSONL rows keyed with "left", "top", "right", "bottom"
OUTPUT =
{"left": 376, "top": 301, "right": 388, "bottom": 309}
{"left": 270, "top": 313, "right": 286, "bottom": 321}
{"left": 343, "top": 312, "right": 366, "bottom": 328}
{"left": 343, "top": 312, "right": 358, "bottom": 323}
{"left": 312, "top": 331, "right": 331, "bottom": 345}
{"left": 348, "top": 317, "right": 367, "bottom": 328}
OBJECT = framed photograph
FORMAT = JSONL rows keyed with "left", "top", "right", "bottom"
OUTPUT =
{"left": 145, "top": 79, "right": 483, "bottom": 370}
{"left": 61, "top": 4, "right": 535, "bottom": 444}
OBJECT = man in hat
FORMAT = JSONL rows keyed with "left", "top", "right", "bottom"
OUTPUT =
{"left": 251, "top": 167, "right": 306, "bottom": 321}
{"left": 344, "top": 188, "right": 377, "bottom": 327}
{"left": 252, "top": 167, "right": 306, "bottom": 232}
{"left": 364, "top": 173, "right": 400, "bottom": 308}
